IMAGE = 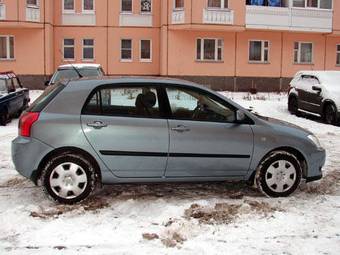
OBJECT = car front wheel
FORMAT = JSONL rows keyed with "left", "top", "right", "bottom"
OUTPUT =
{"left": 256, "top": 151, "right": 302, "bottom": 197}
{"left": 41, "top": 153, "right": 97, "bottom": 204}
{"left": 288, "top": 96, "right": 298, "bottom": 115}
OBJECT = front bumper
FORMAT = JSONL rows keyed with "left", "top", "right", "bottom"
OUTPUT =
{"left": 305, "top": 148, "right": 326, "bottom": 182}
{"left": 12, "top": 136, "right": 53, "bottom": 181}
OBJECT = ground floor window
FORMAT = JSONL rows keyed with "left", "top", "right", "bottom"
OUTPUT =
{"left": 294, "top": 42, "right": 313, "bottom": 64}
{"left": 0, "top": 36, "right": 14, "bottom": 60}
{"left": 337, "top": 45, "right": 340, "bottom": 66}
{"left": 83, "top": 39, "right": 94, "bottom": 60}
{"left": 140, "top": 39, "right": 151, "bottom": 62}
{"left": 121, "top": 39, "right": 132, "bottom": 61}
{"left": 249, "top": 40, "right": 269, "bottom": 63}
{"left": 196, "top": 38, "right": 223, "bottom": 62}
{"left": 63, "top": 38, "right": 75, "bottom": 60}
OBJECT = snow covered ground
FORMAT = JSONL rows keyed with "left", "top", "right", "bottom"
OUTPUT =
{"left": 0, "top": 91, "right": 339, "bottom": 255}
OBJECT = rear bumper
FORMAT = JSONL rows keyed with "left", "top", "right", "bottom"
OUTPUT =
{"left": 12, "top": 136, "right": 53, "bottom": 181}
{"left": 305, "top": 148, "right": 326, "bottom": 182}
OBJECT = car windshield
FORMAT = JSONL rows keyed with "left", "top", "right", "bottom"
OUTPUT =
{"left": 50, "top": 68, "right": 102, "bottom": 84}
{"left": 0, "top": 80, "right": 7, "bottom": 92}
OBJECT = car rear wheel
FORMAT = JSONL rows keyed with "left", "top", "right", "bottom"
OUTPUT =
{"left": 41, "top": 153, "right": 97, "bottom": 204}
{"left": 256, "top": 151, "right": 302, "bottom": 197}
{"left": 323, "top": 104, "right": 337, "bottom": 125}
{"left": 288, "top": 96, "right": 298, "bottom": 115}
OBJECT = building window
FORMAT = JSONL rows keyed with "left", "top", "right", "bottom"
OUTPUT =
{"left": 27, "top": 0, "right": 39, "bottom": 7}
{"left": 0, "top": 2, "right": 6, "bottom": 20}
{"left": 141, "top": 0, "right": 152, "bottom": 13}
{"left": 292, "top": 0, "right": 332, "bottom": 9}
{"left": 174, "top": 0, "right": 184, "bottom": 9}
{"left": 121, "top": 39, "right": 132, "bottom": 61}
{"left": 196, "top": 38, "right": 223, "bottom": 61}
{"left": 0, "top": 36, "right": 14, "bottom": 60}
{"left": 336, "top": 45, "right": 340, "bottom": 66}
{"left": 63, "top": 39, "right": 75, "bottom": 60}
{"left": 140, "top": 40, "right": 151, "bottom": 61}
{"left": 83, "top": 39, "right": 94, "bottom": 60}
{"left": 294, "top": 42, "right": 313, "bottom": 64}
{"left": 249, "top": 40, "right": 269, "bottom": 63}
{"left": 207, "top": 0, "right": 228, "bottom": 9}
{"left": 63, "top": 0, "right": 74, "bottom": 12}
{"left": 121, "top": 0, "right": 132, "bottom": 12}
{"left": 83, "top": 0, "right": 94, "bottom": 12}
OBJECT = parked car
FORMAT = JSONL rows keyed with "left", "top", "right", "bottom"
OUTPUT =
{"left": 12, "top": 77, "right": 325, "bottom": 204}
{"left": 0, "top": 71, "right": 29, "bottom": 126}
{"left": 288, "top": 71, "right": 340, "bottom": 125}
{"left": 46, "top": 64, "right": 105, "bottom": 86}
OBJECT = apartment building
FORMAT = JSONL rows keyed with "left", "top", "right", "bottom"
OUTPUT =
{"left": 0, "top": 0, "right": 339, "bottom": 91}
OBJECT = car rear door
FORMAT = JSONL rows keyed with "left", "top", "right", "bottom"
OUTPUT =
{"left": 164, "top": 86, "right": 254, "bottom": 178}
{"left": 81, "top": 84, "right": 169, "bottom": 178}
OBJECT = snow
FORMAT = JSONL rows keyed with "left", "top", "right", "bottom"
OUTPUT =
{"left": 0, "top": 91, "right": 339, "bottom": 254}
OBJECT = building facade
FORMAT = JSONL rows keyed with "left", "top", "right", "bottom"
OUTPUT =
{"left": 0, "top": 0, "right": 339, "bottom": 91}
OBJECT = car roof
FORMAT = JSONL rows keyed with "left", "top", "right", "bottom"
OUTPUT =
{"left": 58, "top": 63, "right": 102, "bottom": 70}
{"left": 0, "top": 71, "right": 17, "bottom": 79}
{"left": 296, "top": 70, "right": 340, "bottom": 77}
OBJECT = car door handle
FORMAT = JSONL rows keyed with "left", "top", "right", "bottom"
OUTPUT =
{"left": 87, "top": 121, "right": 108, "bottom": 129}
{"left": 171, "top": 125, "right": 190, "bottom": 133}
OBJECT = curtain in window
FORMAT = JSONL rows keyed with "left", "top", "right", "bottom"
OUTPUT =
{"left": 141, "top": 0, "right": 151, "bottom": 12}
{"left": 175, "top": 0, "right": 184, "bottom": 8}
{"left": 84, "top": 0, "right": 94, "bottom": 10}
{"left": 0, "top": 37, "right": 6, "bottom": 59}
{"left": 249, "top": 41, "right": 262, "bottom": 61}
{"left": 208, "top": 0, "right": 221, "bottom": 8}
{"left": 204, "top": 40, "right": 216, "bottom": 60}
{"left": 64, "top": 0, "right": 74, "bottom": 10}
{"left": 300, "top": 43, "right": 312, "bottom": 63}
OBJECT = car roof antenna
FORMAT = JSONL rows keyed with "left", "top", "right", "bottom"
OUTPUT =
{"left": 58, "top": 49, "right": 83, "bottom": 79}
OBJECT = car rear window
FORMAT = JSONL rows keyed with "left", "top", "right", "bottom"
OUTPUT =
{"left": 27, "top": 83, "right": 66, "bottom": 112}
{"left": 50, "top": 68, "right": 102, "bottom": 84}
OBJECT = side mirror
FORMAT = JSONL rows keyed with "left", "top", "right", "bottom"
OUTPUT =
{"left": 236, "top": 110, "right": 246, "bottom": 123}
{"left": 312, "top": 85, "right": 322, "bottom": 93}
{"left": 44, "top": 80, "right": 50, "bottom": 86}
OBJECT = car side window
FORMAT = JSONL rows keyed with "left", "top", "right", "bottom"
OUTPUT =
{"left": 166, "top": 87, "right": 236, "bottom": 123}
{"left": 83, "top": 86, "right": 161, "bottom": 118}
{"left": 7, "top": 78, "right": 15, "bottom": 93}
{"left": 12, "top": 77, "right": 21, "bottom": 89}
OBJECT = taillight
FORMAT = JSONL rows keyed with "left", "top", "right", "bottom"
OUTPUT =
{"left": 19, "top": 112, "right": 40, "bottom": 137}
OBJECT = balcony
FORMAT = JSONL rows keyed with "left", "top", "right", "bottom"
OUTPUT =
{"left": 26, "top": 6, "right": 40, "bottom": 22}
{"left": 0, "top": 4, "right": 5, "bottom": 20}
{"left": 119, "top": 13, "right": 153, "bottom": 27}
{"left": 203, "top": 8, "right": 234, "bottom": 25}
{"left": 62, "top": 12, "right": 96, "bottom": 26}
{"left": 246, "top": 5, "right": 332, "bottom": 32}
{"left": 172, "top": 10, "right": 185, "bottom": 24}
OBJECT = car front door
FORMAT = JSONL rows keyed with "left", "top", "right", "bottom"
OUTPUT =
{"left": 297, "top": 75, "right": 322, "bottom": 114}
{"left": 164, "top": 86, "right": 254, "bottom": 178}
{"left": 81, "top": 84, "right": 169, "bottom": 178}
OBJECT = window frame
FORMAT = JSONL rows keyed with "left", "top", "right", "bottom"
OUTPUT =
{"left": 63, "top": 38, "right": 75, "bottom": 61}
{"left": 140, "top": 39, "right": 152, "bottom": 62}
{"left": 140, "top": 0, "right": 152, "bottom": 14}
{"left": 121, "top": 0, "right": 133, "bottom": 13}
{"left": 63, "top": 0, "right": 75, "bottom": 13}
{"left": 336, "top": 44, "right": 340, "bottom": 66}
{"left": 0, "top": 35, "right": 15, "bottom": 61}
{"left": 82, "top": 0, "right": 95, "bottom": 13}
{"left": 82, "top": 38, "right": 95, "bottom": 61}
{"left": 294, "top": 41, "right": 313, "bottom": 64}
{"left": 196, "top": 38, "right": 224, "bottom": 62}
{"left": 292, "top": 0, "right": 332, "bottom": 9}
{"left": 174, "top": 0, "right": 184, "bottom": 10}
{"left": 207, "top": 0, "right": 228, "bottom": 9}
{"left": 26, "top": 0, "right": 39, "bottom": 8}
{"left": 248, "top": 40, "right": 270, "bottom": 63}
{"left": 120, "top": 39, "right": 133, "bottom": 62}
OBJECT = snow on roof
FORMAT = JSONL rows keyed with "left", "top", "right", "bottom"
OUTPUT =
{"left": 58, "top": 63, "right": 102, "bottom": 69}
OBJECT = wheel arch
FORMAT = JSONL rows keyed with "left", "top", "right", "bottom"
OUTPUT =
{"left": 321, "top": 99, "right": 337, "bottom": 114}
{"left": 33, "top": 146, "right": 102, "bottom": 185}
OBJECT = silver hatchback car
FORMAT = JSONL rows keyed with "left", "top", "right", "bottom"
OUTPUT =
{"left": 12, "top": 77, "right": 325, "bottom": 204}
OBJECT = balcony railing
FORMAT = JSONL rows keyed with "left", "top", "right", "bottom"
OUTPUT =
{"left": 26, "top": 6, "right": 40, "bottom": 22}
{"left": 62, "top": 12, "right": 96, "bottom": 26}
{"left": 172, "top": 10, "right": 185, "bottom": 24}
{"left": 0, "top": 4, "right": 6, "bottom": 20}
{"left": 246, "top": 5, "right": 332, "bottom": 32}
{"left": 119, "top": 13, "right": 152, "bottom": 27}
{"left": 203, "top": 8, "right": 234, "bottom": 25}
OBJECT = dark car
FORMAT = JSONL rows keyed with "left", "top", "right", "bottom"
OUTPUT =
{"left": 0, "top": 71, "right": 29, "bottom": 126}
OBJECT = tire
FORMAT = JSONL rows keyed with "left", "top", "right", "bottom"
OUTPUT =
{"left": 256, "top": 151, "right": 302, "bottom": 198}
{"left": 323, "top": 104, "right": 337, "bottom": 125}
{"left": 288, "top": 96, "right": 298, "bottom": 115}
{"left": 41, "top": 153, "right": 97, "bottom": 204}
{"left": 0, "top": 108, "right": 10, "bottom": 126}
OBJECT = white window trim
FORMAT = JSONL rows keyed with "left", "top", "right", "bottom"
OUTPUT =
{"left": 62, "top": 0, "right": 75, "bottom": 14}
{"left": 294, "top": 41, "right": 313, "bottom": 64}
{"left": 63, "top": 38, "right": 75, "bottom": 61}
{"left": 120, "top": 39, "right": 133, "bottom": 62}
{"left": 0, "top": 35, "right": 15, "bottom": 61}
{"left": 196, "top": 38, "right": 224, "bottom": 62}
{"left": 121, "top": 0, "right": 133, "bottom": 14}
{"left": 336, "top": 44, "right": 340, "bottom": 66}
{"left": 248, "top": 40, "right": 270, "bottom": 63}
{"left": 173, "top": 0, "right": 184, "bottom": 10}
{"left": 82, "top": 39, "right": 95, "bottom": 61}
{"left": 26, "top": 0, "right": 40, "bottom": 9}
{"left": 82, "top": 0, "right": 95, "bottom": 14}
{"left": 140, "top": 39, "right": 152, "bottom": 62}
{"left": 291, "top": 0, "right": 332, "bottom": 9}
{"left": 207, "top": 0, "right": 228, "bottom": 10}
{"left": 140, "top": 0, "right": 152, "bottom": 14}
{"left": 0, "top": 2, "right": 6, "bottom": 20}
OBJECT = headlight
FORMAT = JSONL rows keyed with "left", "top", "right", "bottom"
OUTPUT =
{"left": 307, "top": 135, "right": 322, "bottom": 149}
